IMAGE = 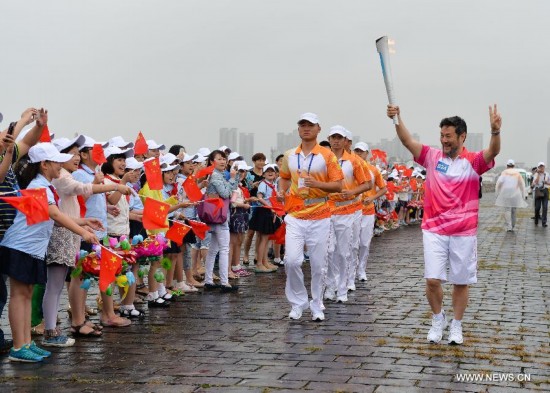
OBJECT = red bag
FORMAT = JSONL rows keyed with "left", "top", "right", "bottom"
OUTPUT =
{"left": 197, "top": 195, "right": 230, "bottom": 224}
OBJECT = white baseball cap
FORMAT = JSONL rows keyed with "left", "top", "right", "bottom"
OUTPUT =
{"left": 228, "top": 152, "right": 242, "bottom": 161}
{"left": 262, "top": 163, "right": 278, "bottom": 173}
{"left": 79, "top": 136, "right": 109, "bottom": 151}
{"left": 147, "top": 139, "right": 165, "bottom": 151}
{"left": 344, "top": 129, "right": 353, "bottom": 140}
{"left": 108, "top": 136, "right": 134, "bottom": 149}
{"left": 29, "top": 143, "right": 74, "bottom": 164}
{"left": 125, "top": 157, "right": 144, "bottom": 170}
{"left": 193, "top": 154, "right": 208, "bottom": 163}
{"left": 354, "top": 142, "right": 369, "bottom": 152}
{"left": 328, "top": 125, "right": 346, "bottom": 137}
{"left": 506, "top": 159, "right": 515, "bottom": 166}
{"left": 197, "top": 147, "right": 211, "bottom": 157}
{"left": 161, "top": 163, "right": 178, "bottom": 172}
{"left": 218, "top": 145, "right": 229, "bottom": 152}
{"left": 52, "top": 135, "right": 86, "bottom": 152}
{"left": 104, "top": 146, "right": 134, "bottom": 159}
{"left": 181, "top": 153, "right": 198, "bottom": 163}
{"left": 234, "top": 160, "right": 252, "bottom": 171}
{"left": 298, "top": 112, "right": 319, "bottom": 124}
{"left": 160, "top": 153, "right": 178, "bottom": 166}
{"left": 537, "top": 161, "right": 545, "bottom": 167}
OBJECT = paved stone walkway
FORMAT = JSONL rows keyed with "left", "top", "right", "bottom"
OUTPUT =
{"left": 1, "top": 193, "right": 549, "bottom": 392}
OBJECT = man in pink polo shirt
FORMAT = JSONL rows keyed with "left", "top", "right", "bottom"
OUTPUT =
{"left": 387, "top": 104, "right": 501, "bottom": 345}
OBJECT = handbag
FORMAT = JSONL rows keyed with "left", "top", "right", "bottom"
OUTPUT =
{"left": 197, "top": 194, "right": 230, "bottom": 224}
{"left": 535, "top": 188, "right": 545, "bottom": 199}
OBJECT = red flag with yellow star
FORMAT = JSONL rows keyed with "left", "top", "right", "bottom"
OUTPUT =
{"left": 144, "top": 157, "right": 163, "bottom": 190}
{"left": 0, "top": 188, "right": 50, "bottom": 225}
{"left": 187, "top": 219, "right": 210, "bottom": 240}
{"left": 142, "top": 197, "right": 169, "bottom": 230}
{"left": 195, "top": 164, "right": 215, "bottom": 179}
{"left": 182, "top": 176, "right": 203, "bottom": 202}
{"left": 165, "top": 221, "right": 191, "bottom": 246}
{"left": 99, "top": 247, "right": 123, "bottom": 292}
{"left": 134, "top": 131, "right": 148, "bottom": 155}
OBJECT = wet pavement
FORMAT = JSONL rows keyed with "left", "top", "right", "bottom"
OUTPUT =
{"left": 1, "top": 193, "right": 549, "bottom": 393}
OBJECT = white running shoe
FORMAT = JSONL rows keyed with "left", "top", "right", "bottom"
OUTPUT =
{"left": 289, "top": 307, "right": 303, "bottom": 320}
{"left": 427, "top": 310, "right": 447, "bottom": 343}
{"left": 324, "top": 288, "right": 336, "bottom": 301}
{"left": 347, "top": 283, "right": 356, "bottom": 292}
{"left": 336, "top": 294, "right": 348, "bottom": 303}
{"left": 448, "top": 319, "right": 463, "bottom": 345}
{"left": 312, "top": 311, "right": 325, "bottom": 322}
{"left": 357, "top": 274, "right": 367, "bottom": 282}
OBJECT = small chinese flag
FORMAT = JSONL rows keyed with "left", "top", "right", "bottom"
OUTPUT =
{"left": 39, "top": 124, "right": 51, "bottom": 143}
{"left": 204, "top": 198, "right": 224, "bottom": 215}
{"left": 410, "top": 178, "right": 418, "bottom": 192}
{"left": 403, "top": 168, "right": 413, "bottom": 178}
{"left": 0, "top": 188, "right": 50, "bottom": 225}
{"left": 268, "top": 196, "right": 285, "bottom": 216}
{"left": 99, "top": 247, "right": 123, "bottom": 292}
{"left": 268, "top": 222, "right": 286, "bottom": 245}
{"left": 182, "top": 177, "right": 203, "bottom": 202}
{"left": 371, "top": 149, "right": 387, "bottom": 164}
{"left": 195, "top": 164, "right": 215, "bottom": 179}
{"left": 134, "top": 131, "right": 148, "bottom": 155}
{"left": 187, "top": 219, "right": 210, "bottom": 240}
{"left": 92, "top": 144, "right": 107, "bottom": 165}
{"left": 144, "top": 157, "right": 163, "bottom": 190}
{"left": 142, "top": 197, "right": 169, "bottom": 230}
{"left": 165, "top": 221, "right": 191, "bottom": 246}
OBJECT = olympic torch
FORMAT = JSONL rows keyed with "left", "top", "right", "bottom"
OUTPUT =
{"left": 376, "top": 36, "right": 398, "bottom": 125}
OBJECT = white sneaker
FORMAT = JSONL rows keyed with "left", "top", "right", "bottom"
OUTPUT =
{"left": 324, "top": 288, "right": 336, "bottom": 301}
{"left": 448, "top": 319, "right": 463, "bottom": 345}
{"left": 347, "top": 283, "right": 356, "bottom": 292}
{"left": 288, "top": 307, "right": 303, "bottom": 320}
{"left": 427, "top": 310, "right": 447, "bottom": 343}
{"left": 357, "top": 274, "right": 367, "bottom": 282}
{"left": 336, "top": 294, "right": 348, "bottom": 303}
{"left": 312, "top": 311, "right": 325, "bottom": 322}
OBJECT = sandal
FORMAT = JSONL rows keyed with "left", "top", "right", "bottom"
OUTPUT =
{"left": 70, "top": 322, "right": 103, "bottom": 337}
{"left": 100, "top": 317, "right": 131, "bottom": 327}
{"left": 31, "top": 321, "right": 45, "bottom": 336}
{"left": 119, "top": 308, "right": 146, "bottom": 318}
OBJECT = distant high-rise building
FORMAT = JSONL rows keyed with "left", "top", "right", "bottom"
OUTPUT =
{"left": 239, "top": 132, "right": 254, "bottom": 163}
{"left": 465, "top": 133, "right": 483, "bottom": 153}
{"left": 271, "top": 130, "right": 301, "bottom": 161}
{"left": 370, "top": 133, "right": 419, "bottom": 164}
{"left": 219, "top": 128, "right": 238, "bottom": 151}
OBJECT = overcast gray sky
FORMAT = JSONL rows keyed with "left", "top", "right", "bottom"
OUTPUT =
{"left": 2, "top": 0, "right": 549, "bottom": 167}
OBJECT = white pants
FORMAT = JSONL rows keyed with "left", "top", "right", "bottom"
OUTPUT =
{"left": 325, "top": 213, "right": 354, "bottom": 297}
{"left": 284, "top": 215, "right": 331, "bottom": 313}
{"left": 357, "top": 214, "right": 375, "bottom": 279}
{"left": 504, "top": 207, "right": 516, "bottom": 230}
{"left": 346, "top": 210, "right": 362, "bottom": 286}
{"left": 205, "top": 221, "right": 230, "bottom": 286}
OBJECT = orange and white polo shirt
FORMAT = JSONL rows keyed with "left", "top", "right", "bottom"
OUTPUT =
{"left": 360, "top": 161, "right": 386, "bottom": 216}
{"left": 280, "top": 143, "right": 344, "bottom": 220}
{"left": 328, "top": 150, "right": 370, "bottom": 216}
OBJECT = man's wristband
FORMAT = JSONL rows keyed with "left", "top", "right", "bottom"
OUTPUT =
{"left": 491, "top": 130, "right": 500, "bottom": 136}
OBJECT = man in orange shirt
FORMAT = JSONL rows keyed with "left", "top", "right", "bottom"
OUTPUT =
{"left": 353, "top": 142, "right": 387, "bottom": 282}
{"left": 278, "top": 113, "right": 344, "bottom": 321}
{"left": 324, "top": 126, "right": 372, "bottom": 303}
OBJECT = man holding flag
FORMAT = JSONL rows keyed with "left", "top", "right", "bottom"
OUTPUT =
{"left": 386, "top": 104, "right": 501, "bottom": 345}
